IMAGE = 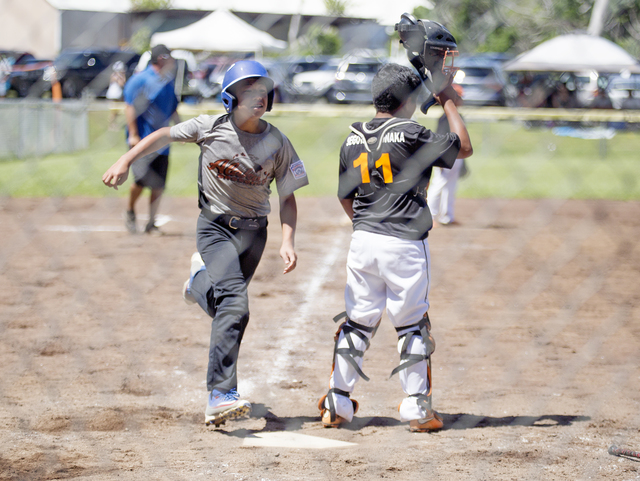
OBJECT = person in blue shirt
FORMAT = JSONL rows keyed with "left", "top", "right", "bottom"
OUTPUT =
{"left": 123, "top": 44, "right": 180, "bottom": 234}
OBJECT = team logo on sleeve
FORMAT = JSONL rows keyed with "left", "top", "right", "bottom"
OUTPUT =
{"left": 290, "top": 160, "right": 307, "bottom": 180}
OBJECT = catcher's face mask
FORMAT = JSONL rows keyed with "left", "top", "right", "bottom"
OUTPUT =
{"left": 428, "top": 47, "right": 459, "bottom": 76}
{"left": 442, "top": 49, "right": 459, "bottom": 76}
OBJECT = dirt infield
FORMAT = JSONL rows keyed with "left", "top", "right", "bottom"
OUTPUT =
{"left": 0, "top": 196, "right": 639, "bottom": 480}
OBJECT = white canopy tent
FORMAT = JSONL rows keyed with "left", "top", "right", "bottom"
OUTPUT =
{"left": 503, "top": 33, "right": 640, "bottom": 74}
{"left": 150, "top": 9, "right": 287, "bottom": 55}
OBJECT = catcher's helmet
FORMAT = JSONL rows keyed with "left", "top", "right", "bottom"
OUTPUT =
{"left": 221, "top": 60, "right": 274, "bottom": 113}
{"left": 395, "top": 13, "right": 459, "bottom": 95}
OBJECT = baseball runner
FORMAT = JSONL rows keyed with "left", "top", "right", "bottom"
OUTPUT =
{"left": 318, "top": 17, "right": 472, "bottom": 432}
{"left": 103, "top": 60, "right": 309, "bottom": 426}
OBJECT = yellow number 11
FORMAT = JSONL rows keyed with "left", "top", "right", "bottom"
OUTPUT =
{"left": 353, "top": 153, "right": 393, "bottom": 184}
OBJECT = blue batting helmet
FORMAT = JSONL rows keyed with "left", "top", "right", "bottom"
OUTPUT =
{"left": 221, "top": 60, "right": 275, "bottom": 113}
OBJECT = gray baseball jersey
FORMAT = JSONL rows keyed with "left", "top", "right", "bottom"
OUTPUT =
{"left": 170, "top": 114, "right": 308, "bottom": 218}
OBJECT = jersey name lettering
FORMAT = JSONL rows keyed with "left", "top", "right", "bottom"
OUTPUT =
{"left": 382, "top": 131, "right": 405, "bottom": 144}
{"left": 346, "top": 131, "right": 405, "bottom": 147}
{"left": 346, "top": 135, "right": 364, "bottom": 146}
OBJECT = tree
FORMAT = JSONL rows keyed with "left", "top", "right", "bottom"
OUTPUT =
{"left": 130, "top": 0, "right": 172, "bottom": 11}
{"left": 425, "top": 0, "right": 640, "bottom": 56}
{"left": 298, "top": 25, "right": 342, "bottom": 55}
{"left": 317, "top": 30, "right": 342, "bottom": 55}
{"left": 427, "top": 0, "right": 575, "bottom": 53}
{"left": 604, "top": 0, "right": 640, "bottom": 57}
{"left": 325, "top": 0, "right": 347, "bottom": 17}
{"left": 129, "top": 26, "right": 152, "bottom": 54}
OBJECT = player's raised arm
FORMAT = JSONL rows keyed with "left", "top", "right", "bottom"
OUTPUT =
{"left": 435, "top": 86, "right": 473, "bottom": 159}
{"left": 102, "top": 127, "right": 173, "bottom": 189}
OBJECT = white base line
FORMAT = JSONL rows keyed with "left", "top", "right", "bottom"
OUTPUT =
{"left": 44, "top": 225, "right": 126, "bottom": 232}
{"left": 42, "top": 215, "right": 174, "bottom": 233}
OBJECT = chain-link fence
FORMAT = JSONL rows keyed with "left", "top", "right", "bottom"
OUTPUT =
{"left": 0, "top": 100, "right": 89, "bottom": 158}
{"left": 0, "top": 101, "right": 639, "bottom": 480}
{"left": 1, "top": 0, "right": 640, "bottom": 476}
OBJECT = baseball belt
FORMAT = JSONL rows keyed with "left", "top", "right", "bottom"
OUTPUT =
{"left": 202, "top": 210, "right": 267, "bottom": 231}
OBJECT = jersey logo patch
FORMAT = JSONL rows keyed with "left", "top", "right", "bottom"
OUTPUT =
{"left": 207, "top": 153, "right": 267, "bottom": 186}
{"left": 367, "top": 136, "right": 378, "bottom": 144}
{"left": 290, "top": 160, "right": 307, "bottom": 180}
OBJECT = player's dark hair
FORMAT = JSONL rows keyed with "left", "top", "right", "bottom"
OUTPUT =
{"left": 372, "top": 63, "right": 422, "bottom": 113}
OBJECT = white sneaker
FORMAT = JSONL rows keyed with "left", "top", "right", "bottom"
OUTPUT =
{"left": 205, "top": 388, "right": 251, "bottom": 426}
{"left": 183, "top": 252, "right": 205, "bottom": 305}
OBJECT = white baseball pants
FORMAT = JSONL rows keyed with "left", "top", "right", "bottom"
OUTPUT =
{"left": 326, "top": 230, "right": 434, "bottom": 422}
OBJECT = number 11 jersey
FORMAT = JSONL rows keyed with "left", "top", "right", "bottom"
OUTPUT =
{"left": 338, "top": 117, "right": 460, "bottom": 240}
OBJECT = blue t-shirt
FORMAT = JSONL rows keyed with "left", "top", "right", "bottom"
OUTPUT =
{"left": 124, "top": 67, "right": 178, "bottom": 155}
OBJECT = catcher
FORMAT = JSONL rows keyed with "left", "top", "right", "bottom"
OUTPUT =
{"left": 318, "top": 15, "right": 472, "bottom": 432}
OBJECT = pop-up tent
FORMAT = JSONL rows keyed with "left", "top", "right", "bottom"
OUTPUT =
{"left": 150, "top": 9, "right": 287, "bottom": 54}
{"left": 503, "top": 33, "right": 640, "bottom": 73}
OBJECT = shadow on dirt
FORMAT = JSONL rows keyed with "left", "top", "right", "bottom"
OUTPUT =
{"left": 441, "top": 413, "right": 590, "bottom": 430}
{"left": 216, "top": 405, "right": 589, "bottom": 436}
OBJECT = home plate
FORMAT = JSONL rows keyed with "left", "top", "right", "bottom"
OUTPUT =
{"left": 242, "top": 432, "right": 356, "bottom": 449}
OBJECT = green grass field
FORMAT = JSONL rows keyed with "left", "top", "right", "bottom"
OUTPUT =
{"left": 1, "top": 107, "right": 639, "bottom": 199}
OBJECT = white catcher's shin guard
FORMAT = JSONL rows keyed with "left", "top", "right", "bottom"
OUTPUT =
{"left": 330, "top": 316, "right": 377, "bottom": 390}
{"left": 397, "top": 336, "right": 433, "bottom": 421}
{"left": 392, "top": 315, "right": 437, "bottom": 422}
{"left": 322, "top": 316, "right": 377, "bottom": 426}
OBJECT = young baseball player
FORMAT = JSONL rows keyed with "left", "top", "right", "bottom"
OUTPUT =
{"left": 427, "top": 83, "right": 468, "bottom": 226}
{"left": 318, "top": 62, "right": 472, "bottom": 432}
{"left": 102, "top": 60, "right": 309, "bottom": 426}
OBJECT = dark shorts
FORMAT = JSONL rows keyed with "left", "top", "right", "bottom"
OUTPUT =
{"left": 131, "top": 153, "right": 169, "bottom": 189}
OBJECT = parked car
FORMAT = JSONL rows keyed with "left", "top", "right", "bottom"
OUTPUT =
{"left": 1, "top": 50, "right": 51, "bottom": 97}
{"left": 11, "top": 48, "right": 140, "bottom": 99}
{"left": 453, "top": 56, "right": 516, "bottom": 106}
{"left": 290, "top": 58, "right": 340, "bottom": 102}
{"left": 193, "top": 56, "right": 327, "bottom": 105}
{"left": 275, "top": 55, "right": 333, "bottom": 102}
{"left": 6, "top": 56, "right": 53, "bottom": 98}
{"left": 329, "top": 55, "right": 386, "bottom": 104}
{"left": 573, "top": 70, "right": 602, "bottom": 108}
{"left": 56, "top": 48, "right": 140, "bottom": 98}
{"left": 606, "top": 73, "right": 640, "bottom": 110}
{"left": 0, "top": 50, "right": 35, "bottom": 65}
{"left": 258, "top": 58, "right": 292, "bottom": 104}
{"left": 194, "top": 56, "right": 238, "bottom": 100}
{"left": 291, "top": 53, "right": 385, "bottom": 104}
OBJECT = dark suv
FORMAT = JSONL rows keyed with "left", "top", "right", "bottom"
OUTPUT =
{"left": 54, "top": 49, "right": 140, "bottom": 98}
{"left": 11, "top": 48, "right": 140, "bottom": 98}
{"left": 453, "top": 55, "right": 516, "bottom": 107}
